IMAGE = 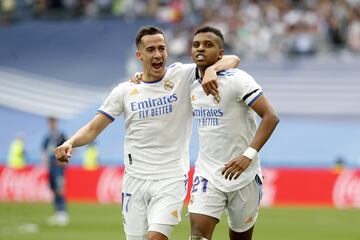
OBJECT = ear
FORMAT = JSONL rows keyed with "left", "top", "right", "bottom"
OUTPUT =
{"left": 218, "top": 49, "right": 224, "bottom": 59}
{"left": 136, "top": 51, "right": 142, "bottom": 60}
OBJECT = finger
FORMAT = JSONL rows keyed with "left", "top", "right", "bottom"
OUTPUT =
{"left": 222, "top": 162, "right": 233, "bottom": 175}
{"left": 66, "top": 148, "right": 72, "bottom": 159}
{"left": 233, "top": 172, "right": 241, "bottom": 180}
{"left": 202, "top": 84, "right": 210, "bottom": 95}
{"left": 224, "top": 167, "right": 235, "bottom": 179}
{"left": 209, "top": 82, "right": 218, "bottom": 95}
{"left": 228, "top": 171, "right": 236, "bottom": 180}
{"left": 230, "top": 170, "right": 241, "bottom": 180}
{"left": 213, "top": 80, "right": 218, "bottom": 90}
{"left": 222, "top": 165, "right": 231, "bottom": 175}
{"left": 54, "top": 148, "right": 64, "bottom": 160}
{"left": 60, "top": 154, "right": 69, "bottom": 162}
{"left": 225, "top": 169, "right": 232, "bottom": 179}
{"left": 135, "top": 74, "right": 142, "bottom": 84}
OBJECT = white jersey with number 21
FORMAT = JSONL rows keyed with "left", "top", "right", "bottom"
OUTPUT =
{"left": 191, "top": 68, "right": 263, "bottom": 192}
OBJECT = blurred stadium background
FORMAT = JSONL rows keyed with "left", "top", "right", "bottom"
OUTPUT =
{"left": 1, "top": 0, "right": 360, "bottom": 239}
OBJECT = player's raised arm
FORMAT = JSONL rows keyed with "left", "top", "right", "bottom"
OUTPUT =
{"left": 202, "top": 55, "right": 240, "bottom": 96}
{"left": 223, "top": 95, "right": 279, "bottom": 180}
{"left": 54, "top": 113, "right": 112, "bottom": 164}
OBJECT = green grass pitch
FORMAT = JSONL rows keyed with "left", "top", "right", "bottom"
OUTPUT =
{"left": 1, "top": 202, "right": 359, "bottom": 240}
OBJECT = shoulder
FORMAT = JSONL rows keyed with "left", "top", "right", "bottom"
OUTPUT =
{"left": 218, "top": 69, "right": 256, "bottom": 86}
{"left": 167, "top": 62, "right": 196, "bottom": 72}
{"left": 217, "top": 69, "right": 253, "bottom": 79}
{"left": 108, "top": 81, "right": 134, "bottom": 95}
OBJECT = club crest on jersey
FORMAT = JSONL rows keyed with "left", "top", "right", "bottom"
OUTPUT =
{"left": 213, "top": 94, "right": 221, "bottom": 104}
{"left": 164, "top": 80, "right": 174, "bottom": 91}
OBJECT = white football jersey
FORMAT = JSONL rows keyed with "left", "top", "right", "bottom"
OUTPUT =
{"left": 191, "top": 68, "right": 263, "bottom": 192}
{"left": 99, "top": 63, "right": 196, "bottom": 180}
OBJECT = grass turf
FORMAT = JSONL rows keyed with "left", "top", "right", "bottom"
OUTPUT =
{"left": 1, "top": 202, "right": 359, "bottom": 240}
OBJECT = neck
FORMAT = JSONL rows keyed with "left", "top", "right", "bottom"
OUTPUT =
{"left": 142, "top": 72, "right": 165, "bottom": 83}
{"left": 198, "top": 67, "right": 207, "bottom": 79}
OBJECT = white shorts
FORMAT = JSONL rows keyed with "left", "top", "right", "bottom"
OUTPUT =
{"left": 121, "top": 173, "right": 188, "bottom": 237}
{"left": 188, "top": 174, "right": 263, "bottom": 232}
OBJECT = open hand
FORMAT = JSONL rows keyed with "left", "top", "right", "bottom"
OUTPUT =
{"left": 222, "top": 155, "right": 252, "bottom": 180}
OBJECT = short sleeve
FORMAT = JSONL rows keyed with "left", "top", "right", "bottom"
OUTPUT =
{"left": 168, "top": 62, "right": 197, "bottom": 84}
{"left": 231, "top": 69, "right": 263, "bottom": 107}
{"left": 97, "top": 83, "right": 127, "bottom": 121}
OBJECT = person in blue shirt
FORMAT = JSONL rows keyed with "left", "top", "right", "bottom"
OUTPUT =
{"left": 42, "top": 117, "right": 68, "bottom": 226}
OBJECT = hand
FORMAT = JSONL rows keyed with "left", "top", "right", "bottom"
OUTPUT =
{"left": 128, "top": 72, "right": 143, "bottom": 84}
{"left": 202, "top": 67, "right": 218, "bottom": 96}
{"left": 222, "top": 155, "right": 252, "bottom": 180}
{"left": 54, "top": 141, "right": 73, "bottom": 164}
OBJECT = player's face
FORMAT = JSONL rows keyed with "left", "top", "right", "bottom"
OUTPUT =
{"left": 136, "top": 34, "right": 168, "bottom": 81}
{"left": 48, "top": 118, "right": 57, "bottom": 130}
{"left": 191, "top": 32, "right": 224, "bottom": 70}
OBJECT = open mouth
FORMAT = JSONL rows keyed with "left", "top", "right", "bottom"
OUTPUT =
{"left": 195, "top": 54, "right": 205, "bottom": 61}
{"left": 152, "top": 62, "right": 163, "bottom": 69}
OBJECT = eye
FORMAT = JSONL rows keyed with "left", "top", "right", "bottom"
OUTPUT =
{"left": 192, "top": 42, "right": 200, "bottom": 48}
{"left": 146, "top": 47, "right": 154, "bottom": 53}
{"left": 205, "top": 42, "right": 213, "bottom": 48}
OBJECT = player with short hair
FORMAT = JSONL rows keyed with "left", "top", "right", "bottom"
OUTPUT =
{"left": 54, "top": 26, "right": 239, "bottom": 240}
{"left": 188, "top": 26, "right": 279, "bottom": 240}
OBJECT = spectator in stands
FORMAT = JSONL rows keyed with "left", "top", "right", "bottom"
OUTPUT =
{"left": 347, "top": 7, "right": 360, "bottom": 53}
{"left": 41, "top": 117, "right": 69, "bottom": 226}
{"left": 5, "top": 0, "right": 360, "bottom": 57}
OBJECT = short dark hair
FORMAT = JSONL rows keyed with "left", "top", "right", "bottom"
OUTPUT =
{"left": 194, "top": 26, "right": 224, "bottom": 48}
{"left": 135, "top": 26, "right": 165, "bottom": 49}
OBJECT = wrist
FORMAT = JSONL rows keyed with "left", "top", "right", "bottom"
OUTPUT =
{"left": 65, "top": 139, "right": 74, "bottom": 146}
{"left": 242, "top": 147, "right": 258, "bottom": 160}
{"left": 205, "top": 66, "right": 216, "bottom": 73}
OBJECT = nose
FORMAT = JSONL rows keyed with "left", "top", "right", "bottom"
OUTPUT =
{"left": 154, "top": 49, "right": 162, "bottom": 58}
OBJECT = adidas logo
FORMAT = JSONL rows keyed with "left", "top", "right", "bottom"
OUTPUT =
{"left": 170, "top": 210, "right": 178, "bottom": 219}
{"left": 245, "top": 216, "right": 253, "bottom": 224}
{"left": 129, "top": 89, "right": 140, "bottom": 96}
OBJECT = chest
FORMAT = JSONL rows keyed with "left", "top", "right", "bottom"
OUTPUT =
{"left": 124, "top": 78, "right": 188, "bottom": 120}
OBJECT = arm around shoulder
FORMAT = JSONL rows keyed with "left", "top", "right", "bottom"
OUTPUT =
{"left": 202, "top": 55, "right": 241, "bottom": 96}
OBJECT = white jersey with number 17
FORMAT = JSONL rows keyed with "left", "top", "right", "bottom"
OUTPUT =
{"left": 191, "top": 68, "right": 263, "bottom": 192}
{"left": 98, "top": 63, "right": 196, "bottom": 180}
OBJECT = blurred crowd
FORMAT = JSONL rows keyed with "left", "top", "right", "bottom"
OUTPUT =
{"left": 1, "top": 0, "right": 360, "bottom": 59}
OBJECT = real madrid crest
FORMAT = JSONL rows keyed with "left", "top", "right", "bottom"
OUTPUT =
{"left": 164, "top": 79, "right": 174, "bottom": 91}
{"left": 213, "top": 94, "right": 221, "bottom": 104}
